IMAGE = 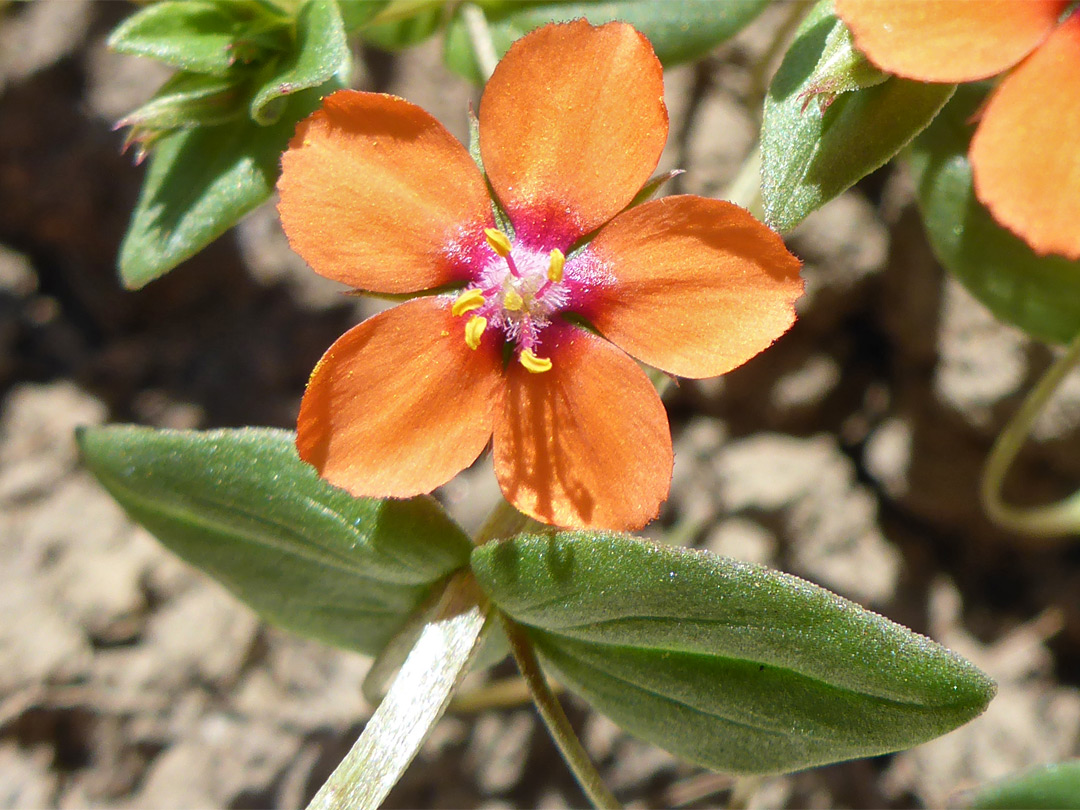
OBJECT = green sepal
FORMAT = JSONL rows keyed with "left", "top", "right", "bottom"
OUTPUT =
{"left": 625, "top": 169, "right": 683, "bottom": 210}
{"left": 971, "top": 760, "right": 1080, "bottom": 809}
{"left": 761, "top": 0, "right": 954, "bottom": 233}
{"left": 108, "top": 0, "right": 288, "bottom": 77}
{"left": 78, "top": 426, "right": 473, "bottom": 657}
{"left": 250, "top": 0, "right": 349, "bottom": 126}
{"left": 337, "top": 0, "right": 391, "bottom": 32}
{"left": 357, "top": 2, "right": 445, "bottom": 49}
{"left": 443, "top": 0, "right": 770, "bottom": 84}
{"left": 467, "top": 108, "right": 515, "bottom": 239}
{"left": 907, "top": 84, "right": 1080, "bottom": 345}
{"left": 117, "top": 84, "right": 326, "bottom": 289}
{"left": 472, "top": 533, "right": 996, "bottom": 775}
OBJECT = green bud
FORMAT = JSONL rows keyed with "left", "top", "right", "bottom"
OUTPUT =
{"left": 798, "top": 20, "right": 889, "bottom": 113}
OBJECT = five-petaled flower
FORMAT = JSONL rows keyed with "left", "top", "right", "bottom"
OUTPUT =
{"left": 836, "top": 0, "right": 1080, "bottom": 260}
{"left": 277, "top": 20, "right": 802, "bottom": 531}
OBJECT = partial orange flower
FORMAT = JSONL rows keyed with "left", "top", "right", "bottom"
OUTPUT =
{"left": 277, "top": 20, "right": 802, "bottom": 531}
{"left": 835, "top": 0, "right": 1080, "bottom": 259}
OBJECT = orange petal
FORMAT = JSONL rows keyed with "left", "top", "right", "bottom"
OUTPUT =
{"left": 835, "top": 0, "right": 1065, "bottom": 82}
{"left": 493, "top": 326, "right": 672, "bottom": 530}
{"left": 278, "top": 90, "right": 493, "bottom": 294}
{"left": 478, "top": 21, "right": 667, "bottom": 246}
{"left": 297, "top": 297, "right": 502, "bottom": 497}
{"left": 971, "top": 13, "right": 1080, "bottom": 259}
{"left": 578, "top": 196, "right": 802, "bottom": 379}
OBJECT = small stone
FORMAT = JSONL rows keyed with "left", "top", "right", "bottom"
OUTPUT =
{"left": 933, "top": 278, "right": 1029, "bottom": 432}
{"left": 704, "top": 519, "right": 777, "bottom": 566}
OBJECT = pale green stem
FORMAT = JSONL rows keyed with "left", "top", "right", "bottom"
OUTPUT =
{"left": 474, "top": 496, "right": 541, "bottom": 545}
{"left": 462, "top": 3, "right": 499, "bottom": 82}
{"left": 980, "top": 329, "right": 1080, "bottom": 542}
{"left": 499, "top": 612, "right": 621, "bottom": 810}
{"left": 307, "top": 572, "right": 489, "bottom": 810}
{"left": 722, "top": 143, "right": 763, "bottom": 220}
{"left": 449, "top": 672, "right": 565, "bottom": 714}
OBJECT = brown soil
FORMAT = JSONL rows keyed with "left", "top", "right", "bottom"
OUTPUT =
{"left": 2, "top": 3, "right": 1078, "bottom": 808}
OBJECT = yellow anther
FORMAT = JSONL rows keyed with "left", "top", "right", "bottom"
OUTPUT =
{"left": 451, "top": 288, "right": 485, "bottom": 317}
{"left": 484, "top": 228, "right": 513, "bottom": 257}
{"left": 464, "top": 315, "right": 487, "bottom": 350}
{"left": 503, "top": 288, "right": 524, "bottom": 311}
{"left": 547, "top": 248, "right": 565, "bottom": 282}
{"left": 519, "top": 348, "right": 552, "bottom": 374}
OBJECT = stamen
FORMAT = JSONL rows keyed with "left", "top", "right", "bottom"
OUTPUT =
{"left": 483, "top": 227, "right": 520, "bottom": 277}
{"left": 484, "top": 228, "right": 512, "bottom": 256}
{"left": 547, "top": 248, "right": 565, "bottom": 282}
{"left": 519, "top": 348, "right": 552, "bottom": 374}
{"left": 451, "top": 288, "right": 485, "bottom": 317}
{"left": 503, "top": 289, "right": 524, "bottom": 311}
{"left": 464, "top": 315, "right": 487, "bottom": 350}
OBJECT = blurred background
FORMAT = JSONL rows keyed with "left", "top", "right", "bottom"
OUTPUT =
{"left": 1, "top": 1, "right": 1078, "bottom": 807}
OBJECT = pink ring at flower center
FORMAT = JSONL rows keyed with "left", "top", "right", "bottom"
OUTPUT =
{"left": 451, "top": 229, "right": 571, "bottom": 370}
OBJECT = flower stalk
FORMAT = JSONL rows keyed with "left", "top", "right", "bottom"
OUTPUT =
{"left": 981, "top": 328, "right": 1080, "bottom": 542}
{"left": 499, "top": 611, "right": 621, "bottom": 810}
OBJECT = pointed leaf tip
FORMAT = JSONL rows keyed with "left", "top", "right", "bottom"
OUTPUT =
{"left": 472, "top": 532, "right": 995, "bottom": 774}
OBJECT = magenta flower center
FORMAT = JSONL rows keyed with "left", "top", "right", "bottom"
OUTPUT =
{"left": 451, "top": 228, "right": 570, "bottom": 373}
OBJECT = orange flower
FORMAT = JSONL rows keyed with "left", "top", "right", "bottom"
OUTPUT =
{"left": 835, "top": 0, "right": 1080, "bottom": 259}
{"left": 277, "top": 21, "right": 802, "bottom": 531}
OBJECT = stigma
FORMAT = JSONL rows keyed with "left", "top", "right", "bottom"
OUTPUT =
{"left": 452, "top": 228, "right": 571, "bottom": 373}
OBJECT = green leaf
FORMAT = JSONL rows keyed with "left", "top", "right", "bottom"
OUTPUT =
{"left": 907, "top": 84, "right": 1080, "bottom": 345}
{"left": 472, "top": 533, "right": 996, "bottom": 775}
{"left": 118, "top": 85, "right": 326, "bottom": 289}
{"left": 444, "top": 0, "right": 770, "bottom": 84}
{"left": 761, "top": 0, "right": 954, "bottom": 234}
{"left": 78, "top": 426, "right": 473, "bottom": 657}
{"left": 108, "top": 0, "right": 286, "bottom": 77}
{"left": 250, "top": 0, "right": 349, "bottom": 125}
{"left": 971, "top": 760, "right": 1080, "bottom": 810}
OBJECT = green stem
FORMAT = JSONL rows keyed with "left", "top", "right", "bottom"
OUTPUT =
{"left": 474, "top": 496, "right": 541, "bottom": 545}
{"left": 499, "top": 612, "right": 621, "bottom": 810}
{"left": 461, "top": 3, "right": 499, "bottom": 82}
{"left": 980, "top": 329, "right": 1080, "bottom": 541}
{"left": 722, "top": 143, "right": 763, "bottom": 219}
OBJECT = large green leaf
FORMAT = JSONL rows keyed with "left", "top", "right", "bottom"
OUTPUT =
{"left": 971, "top": 760, "right": 1080, "bottom": 810}
{"left": 907, "top": 85, "right": 1080, "bottom": 345}
{"left": 472, "top": 533, "right": 995, "bottom": 774}
{"left": 443, "top": 0, "right": 769, "bottom": 84}
{"left": 250, "top": 0, "right": 349, "bottom": 125}
{"left": 78, "top": 426, "right": 473, "bottom": 656}
{"left": 108, "top": 0, "right": 286, "bottom": 77}
{"left": 761, "top": 0, "right": 954, "bottom": 234}
{"left": 117, "top": 85, "right": 329, "bottom": 289}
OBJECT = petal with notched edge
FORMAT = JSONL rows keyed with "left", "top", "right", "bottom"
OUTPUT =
{"left": 493, "top": 326, "right": 672, "bottom": 531}
{"left": 298, "top": 297, "right": 502, "bottom": 497}
{"left": 836, "top": 0, "right": 1065, "bottom": 82}
{"left": 971, "top": 13, "right": 1080, "bottom": 260}
{"left": 479, "top": 20, "right": 667, "bottom": 248}
{"left": 578, "top": 196, "right": 802, "bottom": 379}
{"left": 278, "top": 90, "right": 493, "bottom": 294}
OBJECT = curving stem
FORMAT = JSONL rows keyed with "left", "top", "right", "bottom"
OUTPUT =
{"left": 981, "top": 329, "right": 1080, "bottom": 541}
